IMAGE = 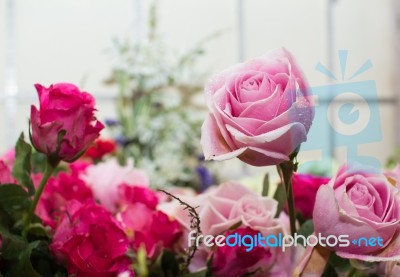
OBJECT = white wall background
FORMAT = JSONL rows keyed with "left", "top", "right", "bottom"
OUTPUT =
{"left": 0, "top": 0, "right": 399, "bottom": 171}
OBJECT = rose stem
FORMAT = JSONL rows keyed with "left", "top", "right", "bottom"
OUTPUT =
{"left": 23, "top": 158, "right": 58, "bottom": 237}
{"left": 278, "top": 160, "right": 296, "bottom": 235}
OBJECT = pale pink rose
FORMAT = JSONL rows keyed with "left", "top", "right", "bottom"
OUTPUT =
{"left": 82, "top": 158, "right": 149, "bottom": 212}
{"left": 160, "top": 182, "right": 287, "bottom": 273}
{"left": 30, "top": 83, "right": 104, "bottom": 162}
{"left": 163, "top": 182, "right": 281, "bottom": 235}
{"left": 313, "top": 164, "right": 400, "bottom": 261}
{"left": 201, "top": 48, "right": 314, "bottom": 166}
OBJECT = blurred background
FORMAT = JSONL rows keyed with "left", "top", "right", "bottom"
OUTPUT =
{"left": 1, "top": 0, "right": 399, "bottom": 186}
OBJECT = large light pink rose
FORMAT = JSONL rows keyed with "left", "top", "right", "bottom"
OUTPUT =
{"left": 201, "top": 48, "right": 314, "bottom": 166}
{"left": 30, "top": 83, "right": 104, "bottom": 162}
{"left": 82, "top": 158, "right": 149, "bottom": 212}
{"left": 313, "top": 164, "right": 400, "bottom": 261}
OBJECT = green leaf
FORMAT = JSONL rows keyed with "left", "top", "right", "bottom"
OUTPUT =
{"left": 0, "top": 184, "right": 30, "bottom": 214}
{"left": 7, "top": 241, "right": 41, "bottom": 277}
{"left": 12, "top": 133, "right": 34, "bottom": 195}
{"left": 298, "top": 220, "right": 314, "bottom": 238}
{"left": 26, "top": 223, "right": 51, "bottom": 239}
{"left": 0, "top": 225, "right": 28, "bottom": 260}
{"left": 161, "top": 250, "right": 180, "bottom": 277}
{"left": 328, "top": 252, "right": 351, "bottom": 273}
{"left": 261, "top": 174, "right": 269, "bottom": 197}
{"left": 273, "top": 185, "right": 286, "bottom": 218}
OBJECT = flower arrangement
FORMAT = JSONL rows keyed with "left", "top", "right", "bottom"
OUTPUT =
{"left": 0, "top": 48, "right": 399, "bottom": 277}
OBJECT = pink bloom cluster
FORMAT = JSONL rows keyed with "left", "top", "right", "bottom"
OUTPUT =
{"left": 0, "top": 153, "right": 182, "bottom": 276}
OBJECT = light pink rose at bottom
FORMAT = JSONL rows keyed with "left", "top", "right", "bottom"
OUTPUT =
{"left": 314, "top": 164, "right": 400, "bottom": 261}
{"left": 160, "top": 182, "right": 291, "bottom": 273}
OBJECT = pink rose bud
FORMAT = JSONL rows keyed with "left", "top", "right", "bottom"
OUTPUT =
{"left": 313, "top": 164, "right": 400, "bottom": 261}
{"left": 201, "top": 48, "right": 314, "bottom": 166}
{"left": 30, "top": 83, "right": 104, "bottom": 162}
{"left": 291, "top": 173, "right": 330, "bottom": 219}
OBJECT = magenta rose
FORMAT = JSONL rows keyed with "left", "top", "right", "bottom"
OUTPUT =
{"left": 119, "top": 203, "right": 182, "bottom": 259}
{"left": 30, "top": 83, "right": 104, "bottom": 162}
{"left": 118, "top": 184, "right": 159, "bottom": 209}
{"left": 51, "top": 201, "right": 133, "bottom": 277}
{"left": 291, "top": 173, "right": 330, "bottom": 219}
{"left": 116, "top": 185, "right": 181, "bottom": 258}
{"left": 201, "top": 48, "right": 314, "bottom": 166}
{"left": 211, "top": 227, "right": 273, "bottom": 277}
{"left": 0, "top": 160, "right": 16, "bottom": 184}
{"left": 36, "top": 171, "right": 94, "bottom": 228}
{"left": 313, "top": 164, "right": 400, "bottom": 261}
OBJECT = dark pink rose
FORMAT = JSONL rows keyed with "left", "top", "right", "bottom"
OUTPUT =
{"left": 201, "top": 48, "right": 314, "bottom": 166}
{"left": 0, "top": 160, "right": 16, "bottom": 184}
{"left": 84, "top": 138, "right": 117, "bottom": 161}
{"left": 51, "top": 201, "right": 133, "bottom": 277}
{"left": 291, "top": 173, "right": 330, "bottom": 219}
{"left": 211, "top": 227, "right": 272, "bottom": 277}
{"left": 36, "top": 171, "right": 94, "bottom": 228}
{"left": 30, "top": 83, "right": 104, "bottom": 162}
{"left": 118, "top": 184, "right": 159, "bottom": 209}
{"left": 69, "top": 160, "right": 92, "bottom": 176}
{"left": 119, "top": 203, "right": 182, "bottom": 259}
{"left": 313, "top": 164, "right": 400, "bottom": 261}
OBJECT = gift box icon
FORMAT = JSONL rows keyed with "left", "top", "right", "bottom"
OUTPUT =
{"left": 299, "top": 50, "right": 382, "bottom": 173}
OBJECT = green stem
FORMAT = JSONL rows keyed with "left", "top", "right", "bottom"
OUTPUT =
{"left": 279, "top": 160, "right": 296, "bottom": 235}
{"left": 23, "top": 159, "right": 57, "bottom": 236}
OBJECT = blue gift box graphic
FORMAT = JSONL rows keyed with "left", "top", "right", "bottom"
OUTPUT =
{"left": 298, "top": 50, "right": 382, "bottom": 174}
